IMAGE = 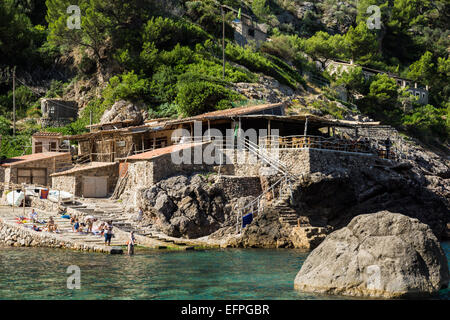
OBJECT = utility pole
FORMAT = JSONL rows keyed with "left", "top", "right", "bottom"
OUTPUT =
{"left": 89, "top": 110, "right": 92, "bottom": 132}
{"left": 221, "top": 5, "right": 225, "bottom": 80}
{"left": 12, "top": 67, "right": 16, "bottom": 136}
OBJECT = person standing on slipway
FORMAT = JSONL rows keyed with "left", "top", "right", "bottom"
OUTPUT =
{"left": 128, "top": 231, "right": 136, "bottom": 255}
{"left": 104, "top": 221, "right": 113, "bottom": 246}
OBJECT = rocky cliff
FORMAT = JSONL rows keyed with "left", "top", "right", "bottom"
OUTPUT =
{"left": 137, "top": 173, "right": 262, "bottom": 239}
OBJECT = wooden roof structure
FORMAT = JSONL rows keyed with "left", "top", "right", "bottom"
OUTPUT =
{"left": 0, "top": 152, "right": 71, "bottom": 167}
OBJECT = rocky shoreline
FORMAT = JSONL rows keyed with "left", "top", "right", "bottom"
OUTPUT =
{"left": 0, "top": 218, "right": 122, "bottom": 254}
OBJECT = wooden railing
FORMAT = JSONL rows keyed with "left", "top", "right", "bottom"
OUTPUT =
{"left": 259, "top": 135, "right": 374, "bottom": 154}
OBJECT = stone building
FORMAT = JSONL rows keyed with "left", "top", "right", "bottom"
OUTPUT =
{"left": 40, "top": 98, "right": 78, "bottom": 127}
{"left": 65, "top": 118, "right": 176, "bottom": 163}
{"left": 232, "top": 17, "right": 268, "bottom": 47}
{"left": 326, "top": 60, "right": 429, "bottom": 106}
{"left": 31, "top": 132, "right": 64, "bottom": 153}
{"left": 51, "top": 162, "right": 118, "bottom": 197}
{"left": 222, "top": 5, "right": 268, "bottom": 47}
{"left": 0, "top": 152, "right": 72, "bottom": 186}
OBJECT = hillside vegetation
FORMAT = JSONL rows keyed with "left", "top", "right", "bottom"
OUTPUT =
{"left": 0, "top": 0, "right": 448, "bottom": 157}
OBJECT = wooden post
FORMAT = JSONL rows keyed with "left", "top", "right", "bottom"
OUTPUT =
{"left": 141, "top": 135, "right": 144, "bottom": 153}
{"left": 12, "top": 67, "right": 16, "bottom": 136}
{"left": 207, "top": 120, "right": 211, "bottom": 141}
{"left": 89, "top": 110, "right": 92, "bottom": 132}
{"left": 12, "top": 187, "right": 15, "bottom": 213}
{"left": 221, "top": 6, "right": 225, "bottom": 80}
{"left": 303, "top": 116, "right": 308, "bottom": 137}
{"left": 22, "top": 184, "right": 25, "bottom": 216}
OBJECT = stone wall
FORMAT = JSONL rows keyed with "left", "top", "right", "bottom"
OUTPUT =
{"left": 232, "top": 148, "right": 381, "bottom": 176}
{"left": 4, "top": 153, "right": 72, "bottom": 186}
{"left": 52, "top": 175, "right": 77, "bottom": 195}
{"left": 51, "top": 163, "right": 119, "bottom": 196}
{"left": 307, "top": 148, "right": 379, "bottom": 173}
{"left": 215, "top": 176, "right": 262, "bottom": 200}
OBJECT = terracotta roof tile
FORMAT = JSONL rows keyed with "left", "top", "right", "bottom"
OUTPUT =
{"left": 180, "top": 102, "right": 284, "bottom": 121}
{"left": 126, "top": 142, "right": 205, "bottom": 161}
{"left": 1, "top": 152, "right": 71, "bottom": 167}
{"left": 51, "top": 162, "right": 117, "bottom": 177}
{"left": 32, "top": 132, "right": 63, "bottom": 137}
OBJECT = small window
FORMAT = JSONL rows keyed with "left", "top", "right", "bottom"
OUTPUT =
{"left": 50, "top": 142, "right": 57, "bottom": 152}
{"left": 248, "top": 28, "right": 255, "bottom": 37}
{"left": 35, "top": 142, "right": 42, "bottom": 153}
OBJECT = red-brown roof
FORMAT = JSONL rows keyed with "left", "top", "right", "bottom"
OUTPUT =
{"left": 51, "top": 162, "right": 117, "bottom": 177}
{"left": 126, "top": 142, "right": 205, "bottom": 161}
{"left": 1, "top": 152, "right": 71, "bottom": 167}
{"left": 32, "top": 132, "right": 63, "bottom": 137}
{"left": 167, "top": 103, "right": 285, "bottom": 124}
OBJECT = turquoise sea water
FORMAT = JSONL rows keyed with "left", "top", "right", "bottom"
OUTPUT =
{"left": 0, "top": 243, "right": 449, "bottom": 300}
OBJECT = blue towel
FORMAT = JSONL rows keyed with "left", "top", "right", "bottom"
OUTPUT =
{"left": 61, "top": 215, "right": 70, "bottom": 219}
{"left": 242, "top": 213, "right": 253, "bottom": 228}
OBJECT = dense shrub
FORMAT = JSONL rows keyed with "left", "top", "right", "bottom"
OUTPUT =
{"left": 225, "top": 44, "right": 304, "bottom": 89}
{"left": 175, "top": 81, "right": 239, "bottom": 117}
{"left": 142, "top": 16, "right": 210, "bottom": 50}
{"left": 402, "top": 105, "right": 448, "bottom": 142}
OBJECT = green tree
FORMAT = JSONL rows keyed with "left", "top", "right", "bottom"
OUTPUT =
{"left": 344, "top": 22, "right": 379, "bottom": 64}
{"left": 368, "top": 73, "right": 398, "bottom": 106}
{"left": 304, "top": 31, "right": 345, "bottom": 69}
{"left": 252, "top": 0, "right": 270, "bottom": 20}
{"left": 407, "top": 51, "right": 434, "bottom": 86}
{"left": 175, "top": 81, "right": 237, "bottom": 117}
{"left": 333, "top": 67, "right": 370, "bottom": 102}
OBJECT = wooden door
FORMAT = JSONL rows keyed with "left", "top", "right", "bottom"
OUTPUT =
{"left": 17, "top": 168, "right": 47, "bottom": 185}
{"left": 82, "top": 176, "right": 108, "bottom": 198}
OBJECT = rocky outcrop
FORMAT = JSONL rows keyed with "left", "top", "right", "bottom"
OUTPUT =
{"left": 294, "top": 211, "right": 449, "bottom": 298}
{"left": 100, "top": 100, "right": 144, "bottom": 124}
{"left": 227, "top": 207, "right": 292, "bottom": 248}
{"left": 233, "top": 75, "right": 303, "bottom": 103}
{"left": 290, "top": 156, "right": 449, "bottom": 239}
{"left": 137, "top": 174, "right": 262, "bottom": 239}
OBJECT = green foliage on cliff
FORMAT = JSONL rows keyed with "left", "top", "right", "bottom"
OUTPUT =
{"left": 0, "top": 0, "right": 448, "bottom": 150}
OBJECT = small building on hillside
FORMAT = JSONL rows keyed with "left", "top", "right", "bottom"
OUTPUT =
{"left": 232, "top": 18, "right": 268, "bottom": 47}
{"left": 221, "top": 5, "right": 268, "bottom": 47}
{"left": 51, "top": 162, "right": 118, "bottom": 198}
{"left": 32, "top": 132, "right": 64, "bottom": 153}
{"left": 326, "top": 60, "right": 429, "bottom": 106}
{"left": 0, "top": 152, "right": 72, "bottom": 186}
{"left": 40, "top": 98, "right": 78, "bottom": 127}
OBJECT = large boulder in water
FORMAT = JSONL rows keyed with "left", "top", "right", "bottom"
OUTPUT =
{"left": 294, "top": 211, "right": 449, "bottom": 298}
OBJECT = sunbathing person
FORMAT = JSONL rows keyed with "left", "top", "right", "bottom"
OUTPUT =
{"left": 47, "top": 217, "right": 58, "bottom": 233}
{"left": 29, "top": 209, "right": 38, "bottom": 223}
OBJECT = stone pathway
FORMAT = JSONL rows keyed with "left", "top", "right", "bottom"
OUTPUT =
{"left": 62, "top": 198, "right": 218, "bottom": 249}
{"left": 0, "top": 206, "right": 125, "bottom": 249}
